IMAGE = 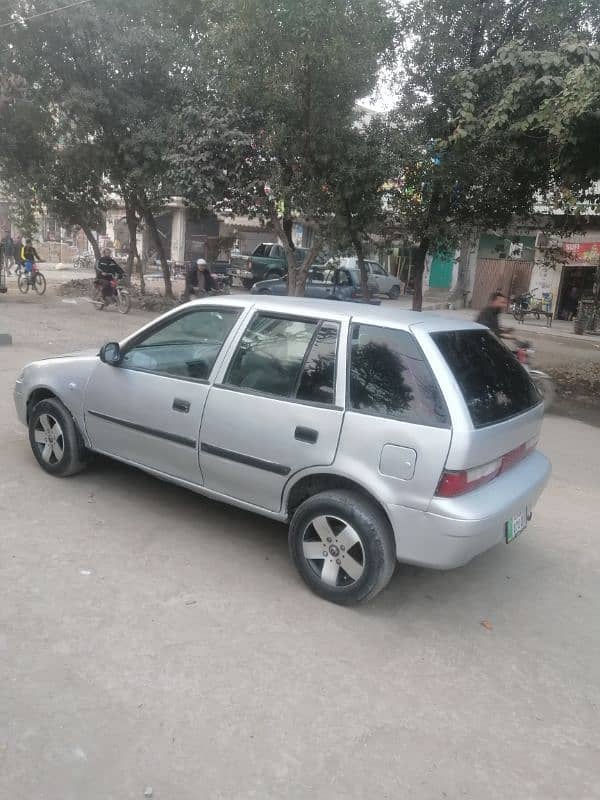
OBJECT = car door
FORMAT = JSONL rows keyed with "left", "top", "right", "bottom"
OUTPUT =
{"left": 367, "top": 262, "right": 389, "bottom": 294}
{"left": 83, "top": 306, "right": 245, "bottom": 482}
{"left": 199, "top": 312, "right": 346, "bottom": 512}
{"left": 305, "top": 269, "right": 336, "bottom": 299}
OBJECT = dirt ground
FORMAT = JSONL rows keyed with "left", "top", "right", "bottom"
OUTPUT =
{"left": 1, "top": 274, "right": 600, "bottom": 799}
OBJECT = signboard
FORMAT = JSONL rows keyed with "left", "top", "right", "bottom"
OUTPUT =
{"left": 563, "top": 243, "right": 600, "bottom": 263}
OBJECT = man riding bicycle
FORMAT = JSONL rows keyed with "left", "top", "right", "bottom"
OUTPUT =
{"left": 19, "top": 239, "right": 42, "bottom": 279}
{"left": 95, "top": 249, "right": 125, "bottom": 304}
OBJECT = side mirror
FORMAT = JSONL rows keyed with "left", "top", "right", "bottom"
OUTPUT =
{"left": 99, "top": 342, "right": 122, "bottom": 365}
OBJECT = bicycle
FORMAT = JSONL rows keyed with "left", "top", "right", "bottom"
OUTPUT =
{"left": 18, "top": 263, "right": 47, "bottom": 295}
{"left": 91, "top": 276, "right": 131, "bottom": 314}
{"left": 73, "top": 252, "right": 95, "bottom": 270}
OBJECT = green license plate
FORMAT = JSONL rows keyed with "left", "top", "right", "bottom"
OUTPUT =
{"left": 505, "top": 507, "right": 528, "bottom": 543}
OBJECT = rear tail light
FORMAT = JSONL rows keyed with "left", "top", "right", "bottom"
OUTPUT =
{"left": 247, "top": 258, "right": 253, "bottom": 270}
{"left": 436, "top": 437, "right": 538, "bottom": 497}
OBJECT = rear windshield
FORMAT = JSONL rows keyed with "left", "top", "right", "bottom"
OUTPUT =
{"left": 431, "top": 330, "right": 540, "bottom": 428}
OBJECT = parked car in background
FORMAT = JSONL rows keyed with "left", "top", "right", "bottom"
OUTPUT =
{"left": 330, "top": 257, "right": 404, "bottom": 299}
{"left": 251, "top": 266, "right": 380, "bottom": 303}
{"left": 15, "top": 296, "right": 550, "bottom": 605}
{"left": 230, "top": 242, "right": 324, "bottom": 288}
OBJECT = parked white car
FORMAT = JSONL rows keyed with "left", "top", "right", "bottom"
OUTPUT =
{"left": 329, "top": 257, "right": 403, "bottom": 299}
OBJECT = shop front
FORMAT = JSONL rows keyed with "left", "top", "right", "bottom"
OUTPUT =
{"left": 556, "top": 243, "right": 600, "bottom": 321}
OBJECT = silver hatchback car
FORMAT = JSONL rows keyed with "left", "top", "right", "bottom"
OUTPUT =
{"left": 15, "top": 296, "right": 551, "bottom": 604}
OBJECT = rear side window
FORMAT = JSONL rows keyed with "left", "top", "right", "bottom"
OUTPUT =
{"left": 431, "top": 329, "right": 540, "bottom": 428}
{"left": 297, "top": 322, "right": 339, "bottom": 404}
{"left": 349, "top": 324, "right": 449, "bottom": 427}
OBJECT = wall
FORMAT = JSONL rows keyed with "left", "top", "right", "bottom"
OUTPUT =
{"left": 478, "top": 233, "right": 536, "bottom": 261}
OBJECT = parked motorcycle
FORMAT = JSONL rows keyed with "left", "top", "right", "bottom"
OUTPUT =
{"left": 514, "top": 339, "right": 555, "bottom": 411}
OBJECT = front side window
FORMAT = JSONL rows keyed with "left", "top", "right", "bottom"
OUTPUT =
{"left": 349, "top": 324, "right": 449, "bottom": 426}
{"left": 226, "top": 314, "right": 339, "bottom": 403}
{"left": 121, "top": 308, "right": 239, "bottom": 380}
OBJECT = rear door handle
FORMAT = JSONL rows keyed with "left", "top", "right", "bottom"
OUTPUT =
{"left": 173, "top": 398, "right": 190, "bottom": 413}
{"left": 295, "top": 426, "right": 318, "bottom": 444}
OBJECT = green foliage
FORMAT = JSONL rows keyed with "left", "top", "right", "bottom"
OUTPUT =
{"left": 454, "top": 37, "right": 600, "bottom": 190}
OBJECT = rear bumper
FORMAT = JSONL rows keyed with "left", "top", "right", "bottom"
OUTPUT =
{"left": 386, "top": 451, "right": 551, "bottom": 569}
{"left": 229, "top": 268, "right": 253, "bottom": 280}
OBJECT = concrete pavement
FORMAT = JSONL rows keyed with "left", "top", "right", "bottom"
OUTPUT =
{"left": 1, "top": 283, "right": 599, "bottom": 800}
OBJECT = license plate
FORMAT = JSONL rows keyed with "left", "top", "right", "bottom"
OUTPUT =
{"left": 505, "top": 507, "right": 528, "bottom": 543}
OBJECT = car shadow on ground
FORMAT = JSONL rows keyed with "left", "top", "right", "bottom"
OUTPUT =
{"left": 88, "top": 454, "right": 549, "bottom": 618}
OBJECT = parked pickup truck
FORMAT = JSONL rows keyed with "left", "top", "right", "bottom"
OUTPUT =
{"left": 229, "top": 242, "right": 322, "bottom": 289}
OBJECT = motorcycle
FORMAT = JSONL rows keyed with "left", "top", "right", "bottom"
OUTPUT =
{"left": 513, "top": 339, "right": 555, "bottom": 411}
{"left": 91, "top": 276, "right": 131, "bottom": 314}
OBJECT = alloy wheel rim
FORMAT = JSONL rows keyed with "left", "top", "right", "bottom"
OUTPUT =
{"left": 302, "top": 514, "right": 365, "bottom": 587}
{"left": 33, "top": 413, "right": 65, "bottom": 464}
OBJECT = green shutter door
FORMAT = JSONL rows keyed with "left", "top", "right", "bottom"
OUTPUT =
{"left": 429, "top": 252, "right": 454, "bottom": 289}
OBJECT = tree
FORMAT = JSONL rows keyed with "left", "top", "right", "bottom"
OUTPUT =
{"left": 179, "top": 0, "right": 397, "bottom": 295}
{"left": 320, "top": 118, "right": 397, "bottom": 300}
{"left": 1, "top": 0, "right": 206, "bottom": 296}
{"left": 388, "top": 0, "right": 595, "bottom": 309}
{"left": 454, "top": 37, "right": 600, "bottom": 190}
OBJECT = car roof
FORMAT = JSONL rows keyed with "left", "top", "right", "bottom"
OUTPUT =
{"left": 185, "top": 295, "right": 481, "bottom": 333}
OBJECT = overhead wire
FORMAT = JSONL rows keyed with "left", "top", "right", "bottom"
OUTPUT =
{"left": 0, "top": 0, "right": 94, "bottom": 30}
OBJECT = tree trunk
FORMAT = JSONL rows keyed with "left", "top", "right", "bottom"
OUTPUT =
{"left": 125, "top": 200, "right": 139, "bottom": 283}
{"left": 271, "top": 215, "right": 301, "bottom": 296}
{"left": 80, "top": 222, "right": 101, "bottom": 260}
{"left": 351, "top": 233, "right": 370, "bottom": 301}
{"left": 144, "top": 206, "right": 172, "bottom": 298}
{"left": 293, "top": 234, "right": 322, "bottom": 296}
{"left": 412, "top": 238, "right": 429, "bottom": 312}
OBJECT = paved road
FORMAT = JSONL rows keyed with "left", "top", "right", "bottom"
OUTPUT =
{"left": 1, "top": 286, "right": 599, "bottom": 799}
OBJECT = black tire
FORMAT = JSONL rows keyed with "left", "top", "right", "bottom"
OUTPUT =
{"left": 18, "top": 274, "right": 29, "bottom": 293}
{"left": 28, "top": 398, "right": 89, "bottom": 477}
{"left": 242, "top": 278, "right": 254, "bottom": 290}
{"left": 117, "top": 289, "right": 131, "bottom": 314}
{"left": 289, "top": 490, "right": 396, "bottom": 605}
{"left": 531, "top": 373, "right": 556, "bottom": 412}
{"left": 388, "top": 285, "right": 401, "bottom": 300}
{"left": 34, "top": 272, "right": 46, "bottom": 295}
{"left": 264, "top": 270, "right": 283, "bottom": 281}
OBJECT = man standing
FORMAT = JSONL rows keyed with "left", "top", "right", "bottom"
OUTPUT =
{"left": 2, "top": 233, "right": 14, "bottom": 274}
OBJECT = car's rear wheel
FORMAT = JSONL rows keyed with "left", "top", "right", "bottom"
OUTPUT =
{"left": 289, "top": 490, "right": 396, "bottom": 605}
{"left": 28, "top": 398, "right": 89, "bottom": 477}
{"left": 264, "top": 270, "right": 283, "bottom": 281}
{"left": 242, "top": 278, "right": 254, "bottom": 290}
{"left": 388, "top": 285, "right": 401, "bottom": 300}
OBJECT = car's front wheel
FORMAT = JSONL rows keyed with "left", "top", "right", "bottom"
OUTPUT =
{"left": 28, "top": 398, "right": 89, "bottom": 477}
{"left": 289, "top": 490, "right": 396, "bottom": 605}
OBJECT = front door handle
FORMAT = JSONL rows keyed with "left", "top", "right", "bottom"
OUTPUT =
{"left": 295, "top": 426, "right": 318, "bottom": 444}
{"left": 173, "top": 398, "right": 190, "bottom": 413}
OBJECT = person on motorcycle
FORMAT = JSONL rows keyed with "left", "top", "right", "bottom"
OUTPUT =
{"left": 96, "top": 248, "right": 125, "bottom": 303}
{"left": 183, "top": 258, "right": 215, "bottom": 302}
{"left": 476, "top": 291, "right": 512, "bottom": 338}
